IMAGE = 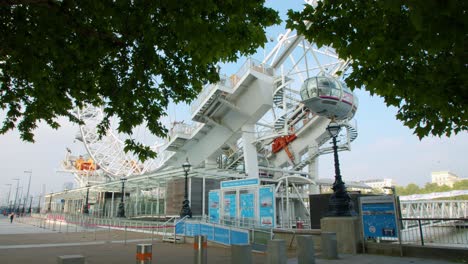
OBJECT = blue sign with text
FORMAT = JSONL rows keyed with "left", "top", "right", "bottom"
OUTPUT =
{"left": 208, "top": 191, "right": 220, "bottom": 223}
{"left": 240, "top": 193, "right": 254, "bottom": 218}
{"left": 259, "top": 186, "right": 275, "bottom": 227}
{"left": 224, "top": 194, "right": 236, "bottom": 217}
{"left": 360, "top": 196, "right": 398, "bottom": 239}
{"left": 221, "top": 178, "right": 259, "bottom": 189}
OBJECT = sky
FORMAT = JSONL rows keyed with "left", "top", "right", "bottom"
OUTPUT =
{"left": 1, "top": 0, "right": 467, "bottom": 203}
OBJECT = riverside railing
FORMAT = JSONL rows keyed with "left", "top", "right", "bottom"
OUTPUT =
{"left": 15, "top": 213, "right": 176, "bottom": 244}
{"left": 400, "top": 217, "right": 467, "bottom": 248}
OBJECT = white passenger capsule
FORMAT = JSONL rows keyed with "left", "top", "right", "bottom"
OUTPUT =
{"left": 300, "top": 76, "right": 358, "bottom": 120}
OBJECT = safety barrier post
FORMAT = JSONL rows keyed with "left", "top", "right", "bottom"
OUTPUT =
{"left": 125, "top": 225, "right": 128, "bottom": 245}
{"left": 297, "top": 236, "right": 315, "bottom": 264}
{"left": 136, "top": 244, "right": 152, "bottom": 264}
{"left": 194, "top": 235, "right": 207, "bottom": 264}
{"left": 267, "top": 239, "right": 287, "bottom": 264}
{"left": 321, "top": 232, "right": 338, "bottom": 259}
{"left": 231, "top": 244, "right": 252, "bottom": 264}
{"left": 418, "top": 220, "right": 425, "bottom": 246}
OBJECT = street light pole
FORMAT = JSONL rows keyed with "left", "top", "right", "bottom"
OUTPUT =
{"left": 29, "top": 196, "right": 33, "bottom": 215}
{"left": 12, "top": 178, "right": 19, "bottom": 214}
{"left": 83, "top": 184, "right": 90, "bottom": 214}
{"left": 48, "top": 193, "right": 53, "bottom": 213}
{"left": 326, "top": 121, "right": 355, "bottom": 216}
{"left": 4, "top": 184, "right": 12, "bottom": 212}
{"left": 24, "top": 170, "right": 32, "bottom": 214}
{"left": 117, "top": 178, "right": 127, "bottom": 217}
{"left": 180, "top": 158, "right": 193, "bottom": 218}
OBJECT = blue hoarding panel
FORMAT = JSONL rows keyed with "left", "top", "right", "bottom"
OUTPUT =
{"left": 185, "top": 222, "right": 200, "bottom": 237}
{"left": 200, "top": 224, "right": 214, "bottom": 240}
{"left": 231, "top": 230, "right": 249, "bottom": 245}
{"left": 175, "top": 221, "right": 185, "bottom": 235}
{"left": 214, "top": 227, "right": 230, "bottom": 244}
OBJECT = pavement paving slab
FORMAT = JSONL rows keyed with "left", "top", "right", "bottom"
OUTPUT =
{"left": 0, "top": 216, "right": 458, "bottom": 264}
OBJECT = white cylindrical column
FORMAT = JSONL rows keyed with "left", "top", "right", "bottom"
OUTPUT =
{"left": 242, "top": 123, "right": 259, "bottom": 178}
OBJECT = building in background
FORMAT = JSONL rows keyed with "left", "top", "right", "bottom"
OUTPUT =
{"left": 431, "top": 171, "right": 463, "bottom": 187}
{"left": 361, "top": 178, "right": 394, "bottom": 194}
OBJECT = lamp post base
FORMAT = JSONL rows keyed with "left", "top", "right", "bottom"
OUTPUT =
{"left": 327, "top": 192, "right": 355, "bottom": 217}
{"left": 180, "top": 199, "right": 192, "bottom": 218}
{"left": 117, "top": 202, "right": 125, "bottom": 218}
{"left": 83, "top": 206, "right": 89, "bottom": 214}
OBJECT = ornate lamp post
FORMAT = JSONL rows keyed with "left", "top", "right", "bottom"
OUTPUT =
{"left": 326, "top": 121, "right": 355, "bottom": 216}
{"left": 179, "top": 158, "right": 192, "bottom": 218}
{"left": 117, "top": 178, "right": 127, "bottom": 217}
{"left": 83, "top": 183, "right": 90, "bottom": 214}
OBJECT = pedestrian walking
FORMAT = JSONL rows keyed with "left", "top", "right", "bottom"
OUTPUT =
{"left": 9, "top": 213, "right": 14, "bottom": 223}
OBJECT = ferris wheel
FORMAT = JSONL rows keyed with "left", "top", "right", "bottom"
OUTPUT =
{"left": 72, "top": 1, "right": 358, "bottom": 179}
{"left": 75, "top": 105, "right": 171, "bottom": 180}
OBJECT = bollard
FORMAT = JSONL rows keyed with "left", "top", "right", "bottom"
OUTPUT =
{"left": 136, "top": 244, "right": 152, "bottom": 264}
{"left": 297, "top": 236, "right": 315, "bottom": 264}
{"left": 231, "top": 244, "right": 252, "bottom": 264}
{"left": 267, "top": 239, "right": 287, "bottom": 264}
{"left": 57, "top": 255, "right": 85, "bottom": 264}
{"left": 321, "top": 232, "right": 338, "bottom": 259}
{"left": 193, "top": 235, "right": 207, "bottom": 264}
{"left": 108, "top": 225, "right": 111, "bottom": 242}
{"left": 125, "top": 225, "right": 128, "bottom": 245}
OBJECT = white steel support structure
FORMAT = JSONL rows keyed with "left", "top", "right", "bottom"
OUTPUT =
{"left": 242, "top": 123, "right": 260, "bottom": 178}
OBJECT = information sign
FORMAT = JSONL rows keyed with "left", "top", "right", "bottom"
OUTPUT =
{"left": 360, "top": 196, "right": 398, "bottom": 238}
{"left": 259, "top": 186, "right": 275, "bottom": 227}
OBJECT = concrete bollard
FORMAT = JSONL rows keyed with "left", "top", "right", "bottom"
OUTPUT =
{"left": 57, "top": 255, "right": 85, "bottom": 264}
{"left": 193, "top": 235, "right": 207, "bottom": 264}
{"left": 231, "top": 244, "right": 252, "bottom": 264}
{"left": 136, "top": 244, "right": 152, "bottom": 264}
{"left": 321, "top": 232, "right": 338, "bottom": 259}
{"left": 297, "top": 235, "right": 315, "bottom": 264}
{"left": 267, "top": 239, "right": 287, "bottom": 264}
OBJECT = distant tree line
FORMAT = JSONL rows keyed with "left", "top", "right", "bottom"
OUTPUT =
{"left": 394, "top": 180, "right": 468, "bottom": 200}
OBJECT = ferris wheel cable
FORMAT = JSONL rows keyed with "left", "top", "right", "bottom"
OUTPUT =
{"left": 303, "top": 39, "right": 310, "bottom": 79}
{"left": 287, "top": 54, "right": 306, "bottom": 83}
{"left": 263, "top": 29, "right": 293, "bottom": 65}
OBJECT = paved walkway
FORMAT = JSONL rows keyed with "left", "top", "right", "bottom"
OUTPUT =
{"left": 0, "top": 216, "right": 456, "bottom": 264}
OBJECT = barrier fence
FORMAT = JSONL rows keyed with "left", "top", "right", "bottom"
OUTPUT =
{"left": 14, "top": 213, "right": 176, "bottom": 244}
{"left": 400, "top": 217, "right": 467, "bottom": 248}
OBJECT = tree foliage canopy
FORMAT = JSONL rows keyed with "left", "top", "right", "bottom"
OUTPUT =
{"left": 0, "top": 0, "right": 279, "bottom": 160}
{"left": 288, "top": 0, "right": 467, "bottom": 138}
